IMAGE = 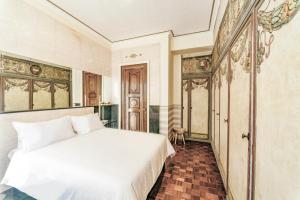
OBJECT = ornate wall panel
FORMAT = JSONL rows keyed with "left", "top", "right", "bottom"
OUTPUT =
{"left": 229, "top": 20, "right": 252, "bottom": 200}
{"left": 212, "top": 0, "right": 251, "bottom": 71}
{"left": 54, "top": 83, "right": 70, "bottom": 109}
{"left": 255, "top": 0, "right": 300, "bottom": 199}
{"left": 33, "top": 81, "right": 52, "bottom": 110}
{"left": 0, "top": 54, "right": 71, "bottom": 112}
{"left": 219, "top": 54, "right": 229, "bottom": 185}
{"left": 3, "top": 78, "right": 30, "bottom": 112}
{"left": 182, "top": 56, "right": 212, "bottom": 76}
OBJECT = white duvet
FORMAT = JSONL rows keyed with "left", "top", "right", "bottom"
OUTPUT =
{"left": 1, "top": 128, "right": 175, "bottom": 200}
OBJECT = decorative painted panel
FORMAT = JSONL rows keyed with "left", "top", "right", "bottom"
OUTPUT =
{"left": 33, "top": 81, "right": 52, "bottom": 110}
{"left": 182, "top": 56, "right": 212, "bottom": 75}
{"left": 54, "top": 83, "right": 70, "bottom": 109}
{"left": 1, "top": 55, "right": 70, "bottom": 81}
{"left": 3, "top": 78, "right": 30, "bottom": 112}
{"left": 0, "top": 54, "right": 71, "bottom": 112}
{"left": 212, "top": 0, "right": 251, "bottom": 70}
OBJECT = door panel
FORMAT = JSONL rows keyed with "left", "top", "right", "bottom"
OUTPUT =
{"left": 190, "top": 78, "right": 209, "bottom": 139}
{"left": 219, "top": 55, "right": 229, "bottom": 183}
{"left": 214, "top": 70, "right": 220, "bottom": 155}
{"left": 211, "top": 76, "right": 215, "bottom": 142}
{"left": 83, "top": 72, "right": 101, "bottom": 106}
{"left": 121, "top": 64, "right": 147, "bottom": 132}
{"left": 228, "top": 20, "right": 252, "bottom": 200}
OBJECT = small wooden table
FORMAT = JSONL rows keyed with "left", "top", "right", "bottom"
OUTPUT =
{"left": 170, "top": 128, "right": 186, "bottom": 145}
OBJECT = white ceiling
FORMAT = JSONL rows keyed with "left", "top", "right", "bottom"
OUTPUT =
{"left": 48, "top": 0, "right": 215, "bottom": 42}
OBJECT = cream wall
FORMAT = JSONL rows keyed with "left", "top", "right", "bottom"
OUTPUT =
{"left": 0, "top": 0, "right": 111, "bottom": 76}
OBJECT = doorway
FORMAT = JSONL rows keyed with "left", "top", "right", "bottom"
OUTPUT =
{"left": 121, "top": 63, "right": 147, "bottom": 132}
{"left": 83, "top": 72, "right": 102, "bottom": 106}
{"left": 182, "top": 77, "right": 210, "bottom": 140}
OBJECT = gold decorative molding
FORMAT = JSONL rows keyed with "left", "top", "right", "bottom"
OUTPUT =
{"left": 257, "top": 0, "right": 299, "bottom": 72}
{"left": 1, "top": 55, "right": 71, "bottom": 82}
{"left": 125, "top": 53, "right": 142, "bottom": 59}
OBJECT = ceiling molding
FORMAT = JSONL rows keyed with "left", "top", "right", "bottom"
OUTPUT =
{"left": 46, "top": 0, "right": 217, "bottom": 43}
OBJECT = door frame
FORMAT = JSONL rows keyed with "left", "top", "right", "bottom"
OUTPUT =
{"left": 119, "top": 61, "right": 150, "bottom": 132}
{"left": 181, "top": 74, "right": 211, "bottom": 141}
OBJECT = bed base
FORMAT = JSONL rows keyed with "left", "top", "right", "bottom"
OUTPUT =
{"left": 147, "top": 164, "right": 165, "bottom": 199}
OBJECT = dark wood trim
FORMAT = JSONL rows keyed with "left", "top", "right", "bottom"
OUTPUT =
{"left": 121, "top": 63, "right": 147, "bottom": 132}
{"left": 0, "top": 76, "right": 3, "bottom": 113}
{"left": 218, "top": 69, "right": 221, "bottom": 157}
{"left": 249, "top": 8, "right": 258, "bottom": 200}
{"left": 213, "top": 74, "right": 216, "bottom": 143}
{"left": 226, "top": 52, "right": 231, "bottom": 192}
{"left": 0, "top": 106, "right": 94, "bottom": 115}
{"left": 50, "top": 82, "right": 55, "bottom": 108}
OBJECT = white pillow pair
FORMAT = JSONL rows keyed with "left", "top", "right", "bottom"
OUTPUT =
{"left": 12, "top": 113, "right": 104, "bottom": 153}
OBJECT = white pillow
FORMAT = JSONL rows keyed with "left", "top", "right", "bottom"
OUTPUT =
{"left": 71, "top": 113, "right": 104, "bottom": 134}
{"left": 13, "top": 117, "right": 75, "bottom": 152}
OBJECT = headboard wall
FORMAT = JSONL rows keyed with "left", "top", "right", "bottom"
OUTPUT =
{"left": 0, "top": 107, "right": 94, "bottom": 181}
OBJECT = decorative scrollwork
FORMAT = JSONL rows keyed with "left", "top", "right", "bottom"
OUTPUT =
{"left": 54, "top": 83, "right": 69, "bottom": 92}
{"left": 182, "top": 56, "right": 212, "bottom": 74}
{"left": 231, "top": 26, "right": 252, "bottom": 74}
{"left": 257, "top": 0, "right": 299, "bottom": 72}
{"left": 182, "top": 79, "right": 208, "bottom": 91}
{"left": 33, "top": 82, "right": 51, "bottom": 93}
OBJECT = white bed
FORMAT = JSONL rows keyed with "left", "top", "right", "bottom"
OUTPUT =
{"left": 1, "top": 128, "right": 175, "bottom": 200}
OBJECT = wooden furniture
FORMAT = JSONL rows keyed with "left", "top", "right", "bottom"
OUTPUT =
{"left": 121, "top": 63, "right": 147, "bottom": 132}
{"left": 170, "top": 128, "right": 186, "bottom": 145}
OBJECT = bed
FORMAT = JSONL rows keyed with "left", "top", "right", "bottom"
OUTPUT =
{"left": 0, "top": 109, "right": 174, "bottom": 200}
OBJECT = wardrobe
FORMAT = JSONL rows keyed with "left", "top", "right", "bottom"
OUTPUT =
{"left": 210, "top": 0, "right": 300, "bottom": 200}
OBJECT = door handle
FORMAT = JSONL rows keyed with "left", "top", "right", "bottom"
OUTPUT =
{"left": 242, "top": 133, "right": 249, "bottom": 140}
{"left": 224, "top": 118, "right": 228, "bottom": 123}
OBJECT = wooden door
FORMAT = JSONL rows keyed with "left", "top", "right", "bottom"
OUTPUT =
{"left": 228, "top": 20, "right": 252, "bottom": 200}
{"left": 83, "top": 72, "right": 102, "bottom": 106}
{"left": 121, "top": 64, "right": 147, "bottom": 132}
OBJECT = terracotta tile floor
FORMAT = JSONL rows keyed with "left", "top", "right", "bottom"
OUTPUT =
{"left": 151, "top": 141, "right": 226, "bottom": 200}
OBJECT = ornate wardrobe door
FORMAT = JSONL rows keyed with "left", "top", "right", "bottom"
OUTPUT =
{"left": 33, "top": 81, "right": 52, "bottom": 110}
{"left": 255, "top": 1, "right": 300, "bottom": 199}
{"left": 228, "top": 19, "right": 252, "bottom": 200}
{"left": 219, "top": 54, "right": 229, "bottom": 185}
{"left": 214, "top": 69, "right": 220, "bottom": 155}
{"left": 3, "top": 78, "right": 30, "bottom": 112}
{"left": 211, "top": 75, "right": 215, "bottom": 142}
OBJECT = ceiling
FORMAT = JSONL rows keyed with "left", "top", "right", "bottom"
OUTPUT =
{"left": 48, "top": 0, "right": 215, "bottom": 42}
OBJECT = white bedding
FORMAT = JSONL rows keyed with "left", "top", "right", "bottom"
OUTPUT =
{"left": 1, "top": 128, "right": 175, "bottom": 200}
